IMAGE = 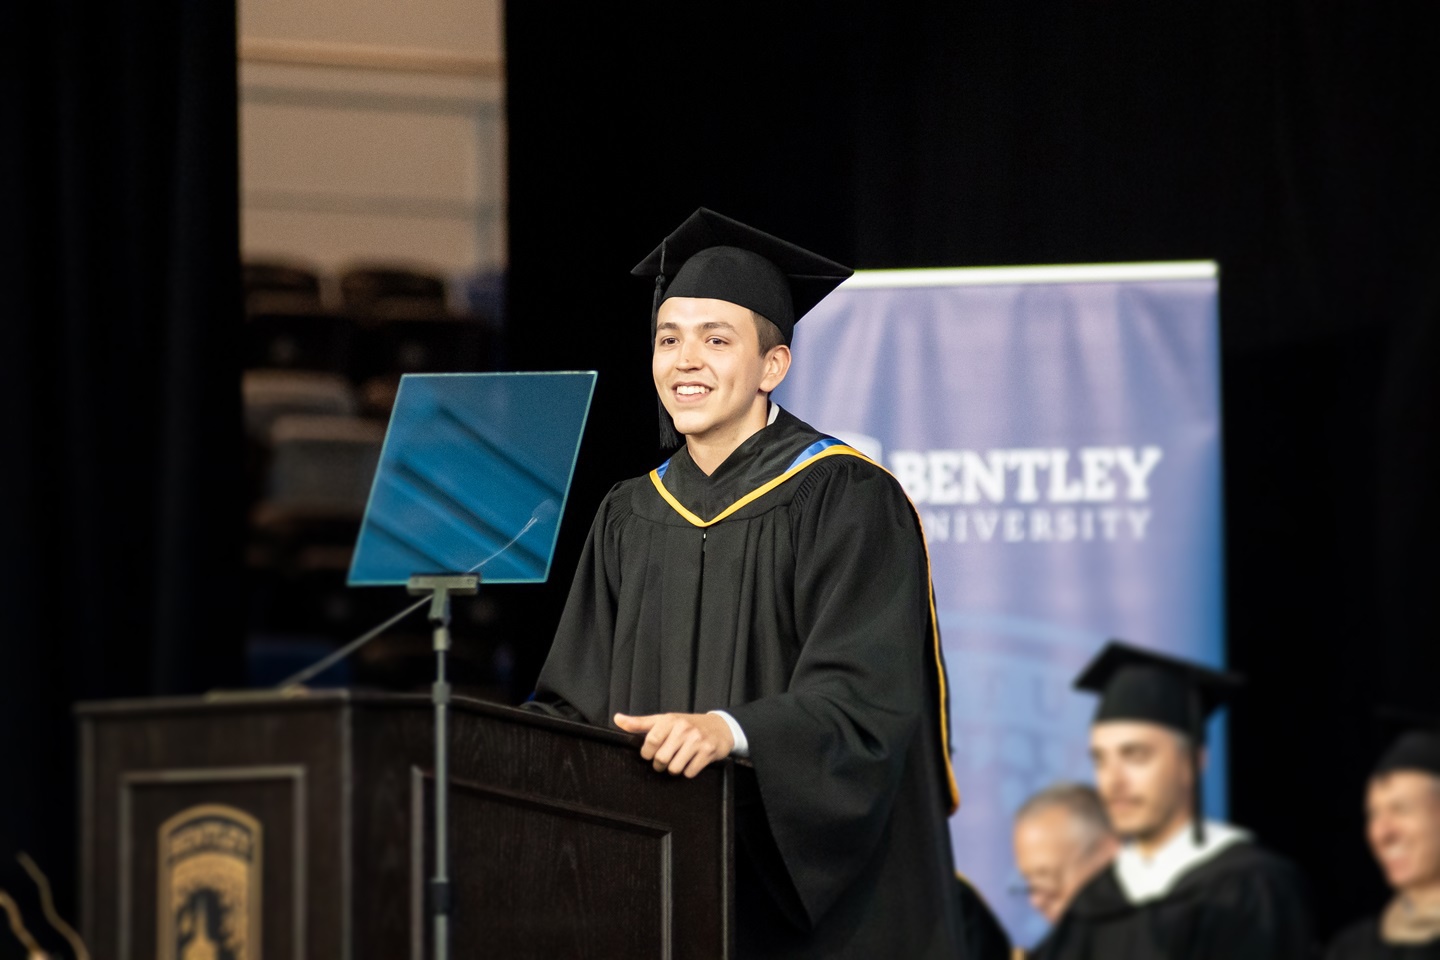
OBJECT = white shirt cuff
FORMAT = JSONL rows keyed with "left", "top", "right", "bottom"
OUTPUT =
{"left": 708, "top": 710, "right": 749, "bottom": 757}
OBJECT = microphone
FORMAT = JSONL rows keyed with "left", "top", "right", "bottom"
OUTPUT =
{"left": 466, "top": 499, "right": 558, "bottom": 574}
{"left": 270, "top": 499, "right": 560, "bottom": 691}
{"left": 530, "top": 498, "right": 560, "bottom": 528}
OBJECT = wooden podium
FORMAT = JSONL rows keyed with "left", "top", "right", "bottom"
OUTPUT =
{"left": 76, "top": 690, "right": 737, "bottom": 960}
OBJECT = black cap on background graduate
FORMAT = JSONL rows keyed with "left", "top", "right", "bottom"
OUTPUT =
{"left": 1373, "top": 708, "right": 1440, "bottom": 779}
{"left": 1075, "top": 640, "right": 1245, "bottom": 844}
{"left": 633, "top": 208, "right": 853, "bottom": 448}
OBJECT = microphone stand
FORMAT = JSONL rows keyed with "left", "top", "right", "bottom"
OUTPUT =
{"left": 261, "top": 503, "right": 551, "bottom": 956}
{"left": 407, "top": 572, "right": 479, "bottom": 960}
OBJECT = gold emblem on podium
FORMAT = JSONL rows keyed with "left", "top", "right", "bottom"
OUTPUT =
{"left": 158, "top": 803, "right": 262, "bottom": 960}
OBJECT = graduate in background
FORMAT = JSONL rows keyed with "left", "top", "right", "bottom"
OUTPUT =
{"left": 527, "top": 209, "right": 965, "bottom": 958}
{"left": 1328, "top": 713, "right": 1440, "bottom": 959}
{"left": 1013, "top": 782, "right": 1118, "bottom": 951}
{"left": 1033, "top": 642, "right": 1315, "bottom": 960}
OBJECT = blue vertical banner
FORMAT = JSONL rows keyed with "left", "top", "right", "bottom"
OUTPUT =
{"left": 778, "top": 263, "right": 1222, "bottom": 946}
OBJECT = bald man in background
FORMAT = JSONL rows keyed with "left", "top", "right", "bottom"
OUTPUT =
{"left": 1015, "top": 782, "right": 1119, "bottom": 949}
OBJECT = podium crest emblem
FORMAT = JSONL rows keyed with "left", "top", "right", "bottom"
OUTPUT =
{"left": 157, "top": 803, "right": 262, "bottom": 960}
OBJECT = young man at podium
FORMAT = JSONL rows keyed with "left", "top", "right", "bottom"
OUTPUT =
{"left": 527, "top": 208, "right": 969, "bottom": 958}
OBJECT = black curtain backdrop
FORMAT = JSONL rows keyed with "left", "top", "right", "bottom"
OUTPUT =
{"left": 0, "top": 1, "right": 243, "bottom": 952}
{"left": 506, "top": 0, "right": 1440, "bottom": 941}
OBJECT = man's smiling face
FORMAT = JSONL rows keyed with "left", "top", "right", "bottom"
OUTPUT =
{"left": 652, "top": 296, "right": 789, "bottom": 457}
{"left": 1367, "top": 771, "right": 1440, "bottom": 892}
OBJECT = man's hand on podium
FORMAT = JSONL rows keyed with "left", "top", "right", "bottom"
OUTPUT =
{"left": 614, "top": 712, "right": 735, "bottom": 778}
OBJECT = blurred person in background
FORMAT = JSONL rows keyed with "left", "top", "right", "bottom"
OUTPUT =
{"left": 1033, "top": 642, "right": 1314, "bottom": 960}
{"left": 1328, "top": 714, "right": 1440, "bottom": 959}
{"left": 1013, "top": 782, "right": 1119, "bottom": 945}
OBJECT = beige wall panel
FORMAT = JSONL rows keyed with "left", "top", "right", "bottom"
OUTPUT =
{"left": 242, "top": 206, "right": 496, "bottom": 275}
{"left": 243, "top": 99, "right": 481, "bottom": 202}
{"left": 237, "top": 0, "right": 505, "bottom": 276}
{"left": 241, "top": 0, "right": 502, "bottom": 61}
{"left": 239, "top": 61, "right": 505, "bottom": 273}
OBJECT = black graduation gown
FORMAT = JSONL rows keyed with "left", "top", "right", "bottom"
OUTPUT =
{"left": 955, "top": 872, "right": 1014, "bottom": 960}
{"left": 528, "top": 408, "right": 964, "bottom": 959}
{"left": 1328, "top": 917, "right": 1440, "bottom": 960}
{"left": 1032, "top": 842, "right": 1315, "bottom": 960}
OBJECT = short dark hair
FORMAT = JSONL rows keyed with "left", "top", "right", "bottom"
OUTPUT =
{"left": 752, "top": 310, "right": 786, "bottom": 354}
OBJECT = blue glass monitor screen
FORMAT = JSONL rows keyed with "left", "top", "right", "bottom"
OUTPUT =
{"left": 348, "top": 371, "right": 596, "bottom": 585}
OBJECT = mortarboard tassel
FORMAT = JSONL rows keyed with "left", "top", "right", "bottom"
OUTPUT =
{"left": 651, "top": 239, "right": 667, "bottom": 334}
{"left": 657, "top": 395, "right": 681, "bottom": 448}
{"left": 1190, "top": 690, "right": 1206, "bottom": 846}
{"left": 652, "top": 240, "right": 681, "bottom": 449}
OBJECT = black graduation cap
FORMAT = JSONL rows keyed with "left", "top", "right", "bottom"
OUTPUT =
{"left": 1075, "top": 641, "right": 1245, "bottom": 844}
{"left": 631, "top": 207, "right": 853, "bottom": 344}
{"left": 1374, "top": 708, "right": 1440, "bottom": 779}
{"left": 1076, "top": 641, "right": 1244, "bottom": 740}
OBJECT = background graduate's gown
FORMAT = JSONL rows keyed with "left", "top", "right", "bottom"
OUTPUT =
{"left": 1033, "top": 841, "right": 1314, "bottom": 960}
{"left": 1328, "top": 917, "right": 1440, "bottom": 959}
{"left": 529, "top": 409, "right": 965, "bottom": 958}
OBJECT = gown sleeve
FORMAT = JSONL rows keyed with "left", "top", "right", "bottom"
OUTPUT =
{"left": 1188, "top": 853, "right": 1317, "bottom": 960}
{"left": 525, "top": 486, "right": 625, "bottom": 723}
{"left": 722, "top": 460, "right": 934, "bottom": 928}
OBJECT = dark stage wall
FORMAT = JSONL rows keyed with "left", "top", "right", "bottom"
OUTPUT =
{"left": 505, "top": 0, "right": 1440, "bottom": 939}
{"left": 0, "top": 2, "right": 244, "bottom": 954}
